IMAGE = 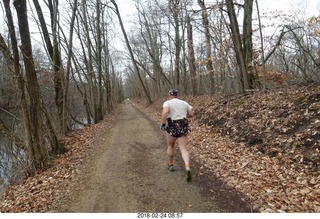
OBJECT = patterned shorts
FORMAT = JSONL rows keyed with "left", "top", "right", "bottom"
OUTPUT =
{"left": 166, "top": 118, "right": 190, "bottom": 138}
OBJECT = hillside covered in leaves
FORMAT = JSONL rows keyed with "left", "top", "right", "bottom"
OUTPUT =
{"left": 139, "top": 83, "right": 320, "bottom": 212}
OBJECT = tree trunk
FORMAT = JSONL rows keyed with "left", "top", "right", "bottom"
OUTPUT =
{"left": 255, "top": 0, "right": 266, "bottom": 91}
{"left": 64, "top": 0, "right": 79, "bottom": 130}
{"left": 42, "top": 102, "right": 67, "bottom": 155}
{"left": 225, "top": 0, "right": 248, "bottom": 92}
{"left": 2, "top": 0, "right": 32, "bottom": 156}
{"left": 243, "top": 0, "right": 254, "bottom": 89}
{"left": 81, "top": 0, "right": 99, "bottom": 123}
{"left": 102, "top": 7, "right": 113, "bottom": 112}
{"left": 14, "top": 0, "right": 48, "bottom": 168}
{"left": 74, "top": 14, "right": 93, "bottom": 124}
{"left": 198, "top": 0, "right": 215, "bottom": 93}
{"left": 33, "top": 0, "right": 65, "bottom": 134}
{"left": 71, "top": 53, "right": 93, "bottom": 124}
{"left": 48, "top": 0, "right": 65, "bottom": 133}
{"left": 96, "top": 0, "right": 104, "bottom": 121}
{"left": 170, "top": 0, "right": 181, "bottom": 89}
{"left": 32, "top": 0, "right": 67, "bottom": 153}
{"left": 187, "top": 15, "right": 198, "bottom": 96}
{"left": 50, "top": 0, "right": 64, "bottom": 133}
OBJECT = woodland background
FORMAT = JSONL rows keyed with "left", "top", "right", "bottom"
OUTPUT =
{"left": 0, "top": 0, "right": 320, "bottom": 212}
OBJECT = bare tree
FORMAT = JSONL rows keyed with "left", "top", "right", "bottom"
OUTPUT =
{"left": 64, "top": 0, "right": 79, "bottom": 129}
{"left": 198, "top": 0, "right": 215, "bottom": 93}
{"left": 101, "top": 5, "right": 114, "bottom": 112}
{"left": 225, "top": 0, "right": 248, "bottom": 92}
{"left": 243, "top": 0, "right": 254, "bottom": 89}
{"left": 170, "top": 0, "right": 182, "bottom": 89}
{"left": 95, "top": 0, "right": 104, "bottom": 121}
{"left": 110, "top": 0, "right": 152, "bottom": 105}
{"left": 34, "top": 0, "right": 65, "bottom": 134}
{"left": 31, "top": 0, "right": 67, "bottom": 154}
{"left": 135, "top": 2, "right": 172, "bottom": 96}
{"left": 255, "top": 0, "right": 266, "bottom": 91}
{"left": 1, "top": 0, "right": 31, "bottom": 156}
{"left": 187, "top": 15, "right": 198, "bottom": 96}
{"left": 13, "top": 0, "right": 48, "bottom": 168}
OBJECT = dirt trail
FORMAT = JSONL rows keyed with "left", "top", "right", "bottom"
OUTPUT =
{"left": 57, "top": 100, "right": 248, "bottom": 213}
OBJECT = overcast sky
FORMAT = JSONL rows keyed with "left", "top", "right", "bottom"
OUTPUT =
{"left": 259, "top": 0, "right": 319, "bottom": 16}
{"left": 0, "top": 0, "right": 319, "bottom": 51}
{"left": 116, "top": 0, "right": 320, "bottom": 31}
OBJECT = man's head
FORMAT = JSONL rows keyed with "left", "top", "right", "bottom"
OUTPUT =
{"left": 168, "top": 89, "right": 178, "bottom": 97}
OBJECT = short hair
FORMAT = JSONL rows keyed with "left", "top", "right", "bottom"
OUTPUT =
{"left": 169, "top": 89, "right": 178, "bottom": 97}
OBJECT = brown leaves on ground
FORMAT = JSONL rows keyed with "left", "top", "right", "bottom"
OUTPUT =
{"left": 0, "top": 112, "right": 117, "bottom": 212}
{"left": 137, "top": 83, "right": 320, "bottom": 213}
{"left": 1, "top": 84, "right": 319, "bottom": 213}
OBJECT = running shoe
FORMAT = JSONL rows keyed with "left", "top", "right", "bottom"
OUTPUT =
{"left": 186, "top": 169, "right": 192, "bottom": 181}
{"left": 168, "top": 164, "right": 175, "bottom": 172}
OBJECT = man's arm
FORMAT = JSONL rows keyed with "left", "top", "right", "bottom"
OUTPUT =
{"left": 187, "top": 109, "right": 194, "bottom": 118}
{"left": 187, "top": 106, "right": 194, "bottom": 118}
{"left": 161, "top": 106, "right": 170, "bottom": 124}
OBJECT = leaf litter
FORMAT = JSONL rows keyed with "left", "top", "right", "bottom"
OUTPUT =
{"left": 137, "top": 83, "right": 320, "bottom": 213}
{"left": 0, "top": 84, "right": 319, "bottom": 212}
{"left": 0, "top": 110, "right": 118, "bottom": 212}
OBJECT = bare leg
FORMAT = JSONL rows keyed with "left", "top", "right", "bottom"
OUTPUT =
{"left": 177, "top": 135, "right": 192, "bottom": 181}
{"left": 166, "top": 133, "right": 176, "bottom": 164}
{"left": 177, "top": 135, "right": 190, "bottom": 169}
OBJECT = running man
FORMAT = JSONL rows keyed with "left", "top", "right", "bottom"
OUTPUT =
{"left": 160, "top": 89, "right": 194, "bottom": 181}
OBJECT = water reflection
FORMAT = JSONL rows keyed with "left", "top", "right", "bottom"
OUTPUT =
{"left": 0, "top": 136, "right": 28, "bottom": 189}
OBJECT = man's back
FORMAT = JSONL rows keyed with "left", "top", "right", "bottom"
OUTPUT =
{"left": 163, "top": 98, "right": 192, "bottom": 120}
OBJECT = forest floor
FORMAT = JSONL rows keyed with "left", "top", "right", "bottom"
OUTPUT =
{"left": 0, "top": 83, "right": 319, "bottom": 213}
{"left": 0, "top": 100, "right": 250, "bottom": 213}
{"left": 133, "top": 83, "right": 320, "bottom": 213}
